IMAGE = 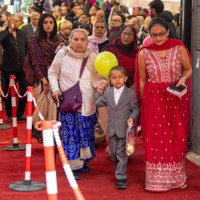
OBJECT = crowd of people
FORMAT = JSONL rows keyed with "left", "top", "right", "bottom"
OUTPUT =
{"left": 0, "top": 0, "right": 192, "bottom": 193}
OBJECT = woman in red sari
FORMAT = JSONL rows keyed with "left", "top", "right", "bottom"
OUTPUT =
{"left": 136, "top": 17, "right": 192, "bottom": 192}
{"left": 103, "top": 25, "right": 138, "bottom": 88}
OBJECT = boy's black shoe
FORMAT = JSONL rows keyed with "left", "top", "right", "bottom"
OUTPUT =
{"left": 73, "top": 170, "right": 80, "bottom": 180}
{"left": 80, "top": 162, "right": 91, "bottom": 173}
{"left": 116, "top": 179, "right": 127, "bottom": 189}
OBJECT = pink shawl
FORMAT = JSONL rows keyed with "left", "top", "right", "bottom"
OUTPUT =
{"left": 88, "top": 32, "right": 108, "bottom": 54}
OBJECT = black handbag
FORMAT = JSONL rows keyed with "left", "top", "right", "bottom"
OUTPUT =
{"left": 59, "top": 57, "right": 88, "bottom": 112}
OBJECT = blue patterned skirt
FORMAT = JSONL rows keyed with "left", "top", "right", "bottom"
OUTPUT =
{"left": 59, "top": 112, "right": 97, "bottom": 170}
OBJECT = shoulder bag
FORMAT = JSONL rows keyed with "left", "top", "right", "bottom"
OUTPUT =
{"left": 59, "top": 57, "right": 88, "bottom": 113}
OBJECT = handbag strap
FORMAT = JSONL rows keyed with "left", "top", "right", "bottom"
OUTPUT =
{"left": 79, "top": 57, "right": 88, "bottom": 78}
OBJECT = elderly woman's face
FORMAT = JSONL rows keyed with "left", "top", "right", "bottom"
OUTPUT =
{"left": 121, "top": 27, "right": 134, "bottom": 45}
{"left": 94, "top": 22, "right": 106, "bottom": 37}
{"left": 71, "top": 31, "right": 88, "bottom": 53}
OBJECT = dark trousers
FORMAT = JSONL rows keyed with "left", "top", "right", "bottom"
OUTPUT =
{"left": 2, "top": 71, "right": 28, "bottom": 118}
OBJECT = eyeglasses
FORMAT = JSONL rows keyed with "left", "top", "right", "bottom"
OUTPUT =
{"left": 150, "top": 31, "right": 167, "bottom": 38}
{"left": 95, "top": 26, "right": 105, "bottom": 29}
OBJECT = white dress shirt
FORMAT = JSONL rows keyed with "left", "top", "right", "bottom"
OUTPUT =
{"left": 114, "top": 85, "right": 124, "bottom": 105}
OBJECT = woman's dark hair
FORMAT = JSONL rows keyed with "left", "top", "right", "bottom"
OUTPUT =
{"left": 148, "top": 17, "right": 169, "bottom": 33}
{"left": 109, "top": 66, "right": 127, "bottom": 78}
{"left": 94, "top": 20, "right": 107, "bottom": 29}
{"left": 174, "top": 13, "right": 180, "bottom": 27}
{"left": 36, "top": 13, "right": 57, "bottom": 40}
{"left": 79, "top": 23, "right": 92, "bottom": 36}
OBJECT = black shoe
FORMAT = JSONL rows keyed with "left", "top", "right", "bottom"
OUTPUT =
{"left": 80, "top": 162, "right": 91, "bottom": 173}
{"left": 17, "top": 115, "right": 26, "bottom": 122}
{"left": 116, "top": 179, "right": 127, "bottom": 189}
{"left": 95, "top": 143, "right": 98, "bottom": 149}
{"left": 73, "top": 170, "right": 80, "bottom": 180}
{"left": 6, "top": 116, "right": 12, "bottom": 122}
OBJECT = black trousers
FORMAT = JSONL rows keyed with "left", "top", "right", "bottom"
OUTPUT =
{"left": 2, "top": 71, "right": 29, "bottom": 118}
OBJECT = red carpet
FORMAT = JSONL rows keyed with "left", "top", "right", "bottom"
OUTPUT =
{"left": 0, "top": 120, "right": 200, "bottom": 200}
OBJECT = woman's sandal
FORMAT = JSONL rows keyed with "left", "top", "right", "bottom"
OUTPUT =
{"left": 180, "top": 184, "right": 187, "bottom": 189}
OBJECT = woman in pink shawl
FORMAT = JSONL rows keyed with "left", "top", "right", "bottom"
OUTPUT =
{"left": 135, "top": 17, "right": 192, "bottom": 192}
{"left": 88, "top": 20, "right": 109, "bottom": 54}
{"left": 88, "top": 20, "right": 109, "bottom": 146}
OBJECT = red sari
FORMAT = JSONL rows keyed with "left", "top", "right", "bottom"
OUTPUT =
{"left": 135, "top": 38, "right": 192, "bottom": 192}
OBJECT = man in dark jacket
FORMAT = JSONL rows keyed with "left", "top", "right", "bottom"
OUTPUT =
{"left": 148, "top": 0, "right": 177, "bottom": 38}
{"left": 22, "top": 11, "right": 40, "bottom": 42}
{"left": 0, "top": 14, "right": 28, "bottom": 122}
{"left": 58, "top": 20, "right": 72, "bottom": 46}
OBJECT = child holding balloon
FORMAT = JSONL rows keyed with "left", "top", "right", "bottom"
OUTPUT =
{"left": 96, "top": 66, "right": 139, "bottom": 189}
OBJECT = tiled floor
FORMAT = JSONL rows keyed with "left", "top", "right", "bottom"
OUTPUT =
{"left": 186, "top": 151, "right": 200, "bottom": 166}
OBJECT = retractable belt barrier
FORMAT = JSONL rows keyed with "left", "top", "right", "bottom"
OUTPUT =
{"left": 2, "top": 75, "right": 85, "bottom": 199}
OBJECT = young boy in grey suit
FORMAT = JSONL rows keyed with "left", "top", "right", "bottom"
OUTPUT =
{"left": 96, "top": 66, "right": 139, "bottom": 189}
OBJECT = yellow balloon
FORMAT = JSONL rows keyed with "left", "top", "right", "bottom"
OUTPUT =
{"left": 95, "top": 51, "right": 118, "bottom": 76}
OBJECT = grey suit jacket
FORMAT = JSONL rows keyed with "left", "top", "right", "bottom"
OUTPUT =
{"left": 22, "top": 23, "right": 35, "bottom": 42}
{"left": 96, "top": 86, "right": 139, "bottom": 138}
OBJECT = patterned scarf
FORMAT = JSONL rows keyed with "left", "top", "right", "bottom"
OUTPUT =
{"left": 107, "top": 36, "right": 138, "bottom": 57}
{"left": 88, "top": 32, "right": 108, "bottom": 54}
{"left": 64, "top": 45, "right": 92, "bottom": 59}
{"left": 24, "top": 35, "right": 63, "bottom": 85}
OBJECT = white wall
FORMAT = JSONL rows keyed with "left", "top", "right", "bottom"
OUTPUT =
{"left": 118, "top": 0, "right": 181, "bottom": 14}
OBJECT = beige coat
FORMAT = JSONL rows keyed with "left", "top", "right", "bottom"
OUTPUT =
{"left": 48, "top": 46, "right": 108, "bottom": 116}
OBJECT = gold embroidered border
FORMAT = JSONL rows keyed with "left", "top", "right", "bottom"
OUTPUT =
{"left": 80, "top": 147, "right": 92, "bottom": 159}
{"left": 68, "top": 147, "right": 92, "bottom": 170}
{"left": 145, "top": 161, "right": 187, "bottom": 191}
